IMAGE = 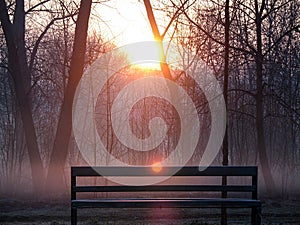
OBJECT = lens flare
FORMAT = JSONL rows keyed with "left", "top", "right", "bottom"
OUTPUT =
{"left": 151, "top": 162, "right": 162, "bottom": 173}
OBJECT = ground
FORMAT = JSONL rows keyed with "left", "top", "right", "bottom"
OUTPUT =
{"left": 0, "top": 198, "right": 299, "bottom": 224}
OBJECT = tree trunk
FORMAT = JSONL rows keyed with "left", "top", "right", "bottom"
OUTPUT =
{"left": 222, "top": 0, "right": 230, "bottom": 168}
{"left": 254, "top": 0, "right": 276, "bottom": 195}
{"left": 143, "top": 0, "right": 172, "bottom": 80}
{"left": 46, "top": 0, "right": 92, "bottom": 192}
{"left": 0, "top": 0, "right": 45, "bottom": 193}
{"left": 143, "top": 0, "right": 181, "bottom": 159}
{"left": 221, "top": 0, "right": 230, "bottom": 223}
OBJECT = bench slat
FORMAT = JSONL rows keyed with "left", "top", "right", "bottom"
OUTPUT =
{"left": 72, "top": 198, "right": 261, "bottom": 208}
{"left": 71, "top": 166, "right": 258, "bottom": 177}
{"left": 74, "top": 185, "right": 256, "bottom": 192}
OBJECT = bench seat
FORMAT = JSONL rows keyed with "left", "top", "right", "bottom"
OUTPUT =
{"left": 72, "top": 198, "right": 261, "bottom": 208}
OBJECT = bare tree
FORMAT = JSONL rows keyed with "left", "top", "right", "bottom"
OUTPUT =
{"left": 46, "top": 0, "right": 92, "bottom": 192}
{"left": 0, "top": 0, "right": 46, "bottom": 193}
{"left": 222, "top": 1, "right": 230, "bottom": 223}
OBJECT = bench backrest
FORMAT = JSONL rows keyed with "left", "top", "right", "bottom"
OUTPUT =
{"left": 71, "top": 166, "right": 258, "bottom": 200}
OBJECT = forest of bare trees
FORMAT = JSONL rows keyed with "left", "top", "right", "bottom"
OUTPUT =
{"left": 0, "top": 0, "right": 299, "bottom": 200}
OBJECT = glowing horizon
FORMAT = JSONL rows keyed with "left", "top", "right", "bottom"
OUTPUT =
{"left": 120, "top": 40, "right": 163, "bottom": 70}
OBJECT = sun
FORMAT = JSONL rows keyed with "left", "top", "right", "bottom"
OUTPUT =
{"left": 130, "top": 62, "right": 161, "bottom": 71}
{"left": 123, "top": 41, "right": 163, "bottom": 70}
{"left": 93, "top": 1, "right": 166, "bottom": 71}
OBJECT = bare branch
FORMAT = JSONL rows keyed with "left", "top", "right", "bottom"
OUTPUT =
{"left": 178, "top": 3, "right": 255, "bottom": 56}
{"left": 263, "top": 25, "right": 300, "bottom": 56}
{"left": 261, "top": 0, "right": 292, "bottom": 20}
{"left": 29, "top": 12, "right": 78, "bottom": 72}
{"left": 161, "top": 0, "right": 193, "bottom": 39}
{"left": 25, "top": 0, "right": 50, "bottom": 15}
{"left": 228, "top": 88, "right": 256, "bottom": 98}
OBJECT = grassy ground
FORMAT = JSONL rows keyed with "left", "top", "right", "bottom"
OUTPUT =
{"left": 0, "top": 198, "right": 299, "bottom": 224}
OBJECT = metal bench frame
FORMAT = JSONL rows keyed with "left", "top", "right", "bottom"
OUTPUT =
{"left": 71, "top": 166, "right": 262, "bottom": 224}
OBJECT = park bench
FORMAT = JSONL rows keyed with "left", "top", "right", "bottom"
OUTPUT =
{"left": 71, "top": 166, "right": 262, "bottom": 224}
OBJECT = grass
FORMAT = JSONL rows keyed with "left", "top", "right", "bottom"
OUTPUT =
{"left": 0, "top": 198, "right": 299, "bottom": 224}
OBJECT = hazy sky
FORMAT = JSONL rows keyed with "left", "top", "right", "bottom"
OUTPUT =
{"left": 94, "top": 0, "right": 157, "bottom": 46}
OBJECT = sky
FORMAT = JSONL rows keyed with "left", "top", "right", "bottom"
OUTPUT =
{"left": 93, "top": 0, "right": 158, "bottom": 46}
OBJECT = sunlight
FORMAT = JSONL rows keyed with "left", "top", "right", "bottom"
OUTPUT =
{"left": 151, "top": 162, "right": 163, "bottom": 173}
{"left": 130, "top": 62, "right": 161, "bottom": 71}
{"left": 92, "top": 1, "right": 166, "bottom": 71}
{"left": 123, "top": 41, "right": 163, "bottom": 70}
{"left": 93, "top": 0, "right": 156, "bottom": 45}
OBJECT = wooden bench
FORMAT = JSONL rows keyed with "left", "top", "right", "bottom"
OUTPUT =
{"left": 71, "top": 166, "right": 262, "bottom": 224}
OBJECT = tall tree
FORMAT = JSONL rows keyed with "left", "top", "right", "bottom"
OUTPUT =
{"left": 46, "top": 0, "right": 92, "bottom": 192}
{"left": 250, "top": 0, "right": 298, "bottom": 194}
{"left": 222, "top": 1, "right": 230, "bottom": 223}
{"left": 0, "top": 0, "right": 45, "bottom": 193}
{"left": 143, "top": 0, "right": 173, "bottom": 79}
{"left": 253, "top": 0, "right": 276, "bottom": 194}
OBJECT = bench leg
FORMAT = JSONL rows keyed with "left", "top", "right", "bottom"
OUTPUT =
{"left": 221, "top": 207, "right": 227, "bottom": 225}
{"left": 251, "top": 206, "right": 262, "bottom": 225}
{"left": 71, "top": 207, "right": 77, "bottom": 225}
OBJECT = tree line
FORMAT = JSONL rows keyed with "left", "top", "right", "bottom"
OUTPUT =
{"left": 0, "top": 0, "right": 299, "bottom": 198}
